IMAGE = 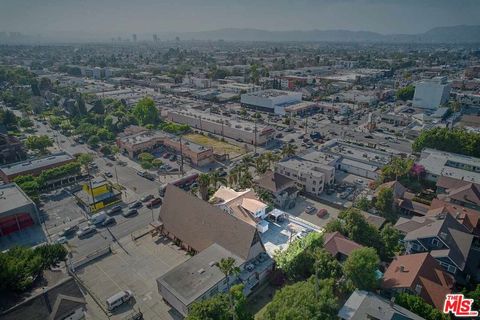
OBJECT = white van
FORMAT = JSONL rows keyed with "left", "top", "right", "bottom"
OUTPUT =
{"left": 106, "top": 290, "right": 133, "bottom": 311}
{"left": 89, "top": 211, "right": 107, "bottom": 225}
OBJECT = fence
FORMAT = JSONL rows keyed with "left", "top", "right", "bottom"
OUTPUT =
{"left": 69, "top": 246, "right": 112, "bottom": 272}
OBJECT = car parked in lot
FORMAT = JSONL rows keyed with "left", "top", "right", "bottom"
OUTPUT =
{"left": 101, "top": 217, "right": 116, "bottom": 227}
{"left": 105, "top": 171, "right": 113, "bottom": 178}
{"left": 163, "top": 153, "right": 171, "bottom": 159}
{"left": 317, "top": 208, "right": 328, "bottom": 218}
{"left": 147, "top": 197, "right": 162, "bottom": 208}
{"left": 305, "top": 206, "right": 317, "bottom": 214}
{"left": 140, "top": 194, "right": 154, "bottom": 202}
{"left": 77, "top": 226, "right": 97, "bottom": 238}
{"left": 122, "top": 209, "right": 138, "bottom": 217}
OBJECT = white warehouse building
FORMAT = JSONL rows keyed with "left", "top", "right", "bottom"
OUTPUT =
{"left": 241, "top": 89, "right": 302, "bottom": 115}
{"left": 412, "top": 77, "right": 451, "bottom": 110}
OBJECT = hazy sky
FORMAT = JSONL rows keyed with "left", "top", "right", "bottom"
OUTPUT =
{"left": 0, "top": 0, "right": 479, "bottom": 36}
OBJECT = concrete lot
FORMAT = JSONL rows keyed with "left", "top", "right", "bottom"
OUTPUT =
{"left": 40, "top": 189, "right": 87, "bottom": 230}
{"left": 286, "top": 196, "right": 341, "bottom": 229}
{"left": 77, "top": 235, "right": 189, "bottom": 320}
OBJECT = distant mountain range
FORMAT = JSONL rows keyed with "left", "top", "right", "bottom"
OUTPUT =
{"left": 161, "top": 25, "right": 480, "bottom": 43}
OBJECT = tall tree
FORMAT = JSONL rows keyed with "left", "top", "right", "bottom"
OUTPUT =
{"left": 375, "top": 187, "right": 395, "bottom": 222}
{"left": 344, "top": 247, "right": 380, "bottom": 291}
{"left": 198, "top": 173, "right": 211, "bottom": 201}
{"left": 216, "top": 257, "right": 241, "bottom": 320}
{"left": 132, "top": 97, "right": 159, "bottom": 126}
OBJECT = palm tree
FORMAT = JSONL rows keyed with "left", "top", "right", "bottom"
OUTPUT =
{"left": 216, "top": 257, "right": 241, "bottom": 320}
{"left": 255, "top": 157, "right": 268, "bottom": 175}
{"left": 198, "top": 173, "right": 210, "bottom": 201}
{"left": 228, "top": 166, "right": 241, "bottom": 188}
{"left": 210, "top": 170, "right": 227, "bottom": 189}
{"left": 241, "top": 155, "right": 253, "bottom": 169}
{"left": 239, "top": 171, "right": 253, "bottom": 189}
{"left": 281, "top": 144, "right": 297, "bottom": 158}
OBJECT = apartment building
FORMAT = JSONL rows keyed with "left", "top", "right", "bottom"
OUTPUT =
{"left": 275, "top": 151, "right": 338, "bottom": 196}
{"left": 413, "top": 77, "right": 451, "bottom": 110}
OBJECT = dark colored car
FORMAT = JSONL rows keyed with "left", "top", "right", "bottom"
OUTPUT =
{"left": 107, "top": 205, "right": 123, "bottom": 215}
{"left": 59, "top": 225, "right": 79, "bottom": 237}
{"left": 129, "top": 201, "right": 142, "bottom": 209}
{"left": 101, "top": 217, "right": 116, "bottom": 227}
{"left": 147, "top": 198, "right": 162, "bottom": 208}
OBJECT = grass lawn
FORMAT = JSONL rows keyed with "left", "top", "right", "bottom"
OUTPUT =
{"left": 184, "top": 133, "right": 245, "bottom": 157}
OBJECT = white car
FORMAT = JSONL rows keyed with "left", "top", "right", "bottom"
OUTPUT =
{"left": 56, "top": 236, "right": 68, "bottom": 244}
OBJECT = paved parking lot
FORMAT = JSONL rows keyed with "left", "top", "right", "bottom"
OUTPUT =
{"left": 286, "top": 196, "right": 341, "bottom": 229}
{"left": 40, "top": 189, "right": 87, "bottom": 230}
{"left": 77, "top": 235, "right": 189, "bottom": 320}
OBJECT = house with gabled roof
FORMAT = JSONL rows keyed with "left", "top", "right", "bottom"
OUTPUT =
{"left": 323, "top": 231, "right": 363, "bottom": 261}
{"left": 394, "top": 212, "right": 478, "bottom": 283}
{"left": 382, "top": 253, "right": 454, "bottom": 310}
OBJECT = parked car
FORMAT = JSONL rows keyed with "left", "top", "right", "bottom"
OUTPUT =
{"left": 122, "top": 209, "right": 138, "bottom": 217}
{"left": 105, "top": 171, "right": 113, "bottom": 178}
{"left": 147, "top": 198, "right": 162, "bottom": 208}
{"left": 101, "top": 217, "right": 116, "bottom": 227}
{"left": 59, "top": 225, "right": 79, "bottom": 237}
{"left": 56, "top": 236, "right": 68, "bottom": 244}
{"left": 305, "top": 206, "right": 317, "bottom": 214}
{"left": 106, "top": 154, "right": 116, "bottom": 161}
{"left": 140, "top": 194, "right": 154, "bottom": 202}
{"left": 169, "top": 154, "right": 177, "bottom": 161}
{"left": 77, "top": 226, "right": 97, "bottom": 238}
{"left": 129, "top": 201, "right": 142, "bottom": 209}
{"left": 107, "top": 205, "right": 122, "bottom": 215}
{"left": 317, "top": 208, "right": 328, "bottom": 218}
{"left": 162, "top": 153, "right": 171, "bottom": 159}
{"left": 106, "top": 290, "right": 134, "bottom": 311}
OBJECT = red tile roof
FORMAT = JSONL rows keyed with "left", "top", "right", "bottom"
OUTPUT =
{"left": 323, "top": 231, "right": 363, "bottom": 257}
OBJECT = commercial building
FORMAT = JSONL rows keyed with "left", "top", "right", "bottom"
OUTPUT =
{"left": 73, "top": 177, "right": 122, "bottom": 212}
{"left": 240, "top": 89, "right": 302, "bottom": 114}
{"left": 116, "top": 129, "right": 213, "bottom": 166}
{"left": 321, "top": 140, "right": 393, "bottom": 180}
{"left": 0, "top": 152, "right": 75, "bottom": 183}
{"left": 167, "top": 110, "right": 275, "bottom": 145}
{"left": 0, "top": 183, "right": 40, "bottom": 237}
{"left": 284, "top": 101, "right": 319, "bottom": 116}
{"left": 0, "top": 133, "right": 26, "bottom": 165}
{"left": 157, "top": 186, "right": 274, "bottom": 316}
{"left": 417, "top": 148, "right": 480, "bottom": 183}
{"left": 412, "top": 77, "right": 451, "bottom": 110}
{"left": 219, "top": 82, "right": 261, "bottom": 94}
{"left": 275, "top": 151, "right": 337, "bottom": 196}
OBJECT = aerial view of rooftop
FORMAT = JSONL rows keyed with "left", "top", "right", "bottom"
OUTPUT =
{"left": 1, "top": 0, "right": 480, "bottom": 319}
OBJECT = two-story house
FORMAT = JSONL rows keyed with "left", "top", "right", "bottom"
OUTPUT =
{"left": 255, "top": 170, "right": 298, "bottom": 210}
{"left": 382, "top": 253, "right": 454, "bottom": 311}
{"left": 394, "top": 213, "right": 477, "bottom": 283}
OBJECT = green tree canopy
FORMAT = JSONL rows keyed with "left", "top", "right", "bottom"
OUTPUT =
{"left": 132, "top": 97, "right": 159, "bottom": 126}
{"left": 258, "top": 277, "right": 338, "bottom": 320}
{"left": 395, "top": 292, "right": 449, "bottom": 320}
{"left": 375, "top": 187, "right": 396, "bottom": 222}
{"left": 412, "top": 127, "right": 480, "bottom": 157}
{"left": 343, "top": 247, "right": 380, "bottom": 291}
{"left": 25, "top": 135, "right": 53, "bottom": 154}
{"left": 396, "top": 85, "right": 415, "bottom": 101}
